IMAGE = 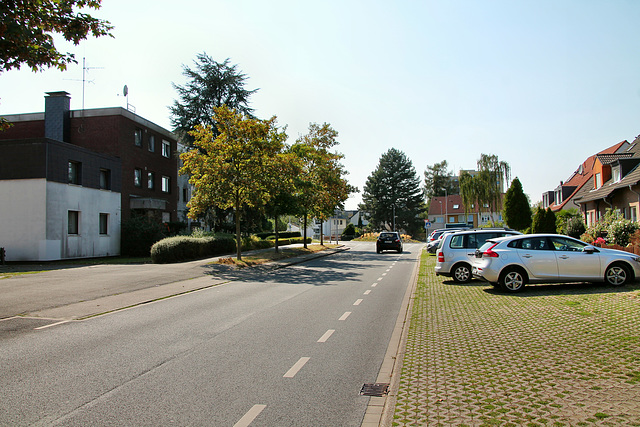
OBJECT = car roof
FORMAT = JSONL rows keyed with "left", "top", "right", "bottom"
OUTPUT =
{"left": 445, "top": 228, "right": 520, "bottom": 236}
{"left": 484, "top": 233, "right": 581, "bottom": 244}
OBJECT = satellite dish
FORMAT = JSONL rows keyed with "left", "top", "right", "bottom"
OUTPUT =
{"left": 123, "top": 85, "right": 128, "bottom": 97}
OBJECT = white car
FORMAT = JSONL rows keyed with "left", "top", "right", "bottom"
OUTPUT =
{"left": 435, "top": 228, "right": 521, "bottom": 283}
{"left": 472, "top": 234, "right": 640, "bottom": 292}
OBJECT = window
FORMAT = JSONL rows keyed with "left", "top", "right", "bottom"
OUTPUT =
{"left": 162, "top": 140, "right": 171, "bottom": 158}
{"left": 453, "top": 204, "right": 460, "bottom": 209}
{"left": 99, "top": 168, "right": 111, "bottom": 190}
{"left": 68, "top": 161, "right": 81, "bottom": 184}
{"left": 161, "top": 175, "right": 170, "bottom": 193}
{"left": 613, "top": 167, "right": 621, "bottom": 183}
{"left": 450, "top": 234, "right": 465, "bottom": 249}
{"left": 99, "top": 213, "right": 109, "bottom": 235}
{"left": 134, "top": 128, "right": 142, "bottom": 146}
{"left": 148, "top": 172, "right": 154, "bottom": 189}
{"left": 148, "top": 135, "right": 155, "bottom": 152}
{"left": 595, "top": 173, "right": 602, "bottom": 189}
{"left": 555, "top": 189, "right": 562, "bottom": 205}
{"left": 549, "top": 236, "right": 585, "bottom": 252}
{"left": 134, "top": 168, "right": 142, "bottom": 187}
{"left": 68, "top": 211, "right": 79, "bottom": 234}
{"left": 632, "top": 206, "right": 637, "bottom": 222}
{"left": 182, "top": 187, "right": 188, "bottom": 202}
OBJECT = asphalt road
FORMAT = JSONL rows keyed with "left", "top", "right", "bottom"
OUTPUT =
{"left": 0, "top": 241, "right": 421, "bottom": 426}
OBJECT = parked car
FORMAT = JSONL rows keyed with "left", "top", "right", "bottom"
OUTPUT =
{"left": 435, "top": 228, "right": 521, "bottom": 283}
{"left": 472, "top": 234, "right": 640, "bottom": 292}
{"left": 427, "top": 228, "right": 465, "bottom": 253}
{"left": 377, "top": 231, "right": 403, "bottom": 253}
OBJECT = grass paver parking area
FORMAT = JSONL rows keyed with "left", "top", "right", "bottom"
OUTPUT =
{"left": 393, "top": 250, "right": 640, "bottom": 426}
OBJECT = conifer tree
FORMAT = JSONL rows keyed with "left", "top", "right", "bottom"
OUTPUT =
{"left": 503, "top": 177, "right": 531, "bottom": 231}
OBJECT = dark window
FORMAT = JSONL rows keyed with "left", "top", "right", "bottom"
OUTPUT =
{"left": 182, "top": 187, "right": 188, "bottom": 202}
{"left": 519, "top": 237, "right": 550, "bottom": 250}
{"left": 99, "top": 213, "right": 108, "bottom": 235}
{"left": 68, "top": 211, "right": 79, "bottom": 234}
{"left": 68, "top": 161, "right": 81, "bottom": 185}
{"left": 134, "top": 168, "right": 142, "bottom": 187}
{"left": 99, "top": 168, "right": 111, "bottom": 190}
{"left": 134, "top": 128, "right": 142, "bottom": 146}
{"left": 148, "top": 172, "right": 154, "bottom": 189}
{"left": 148, "top": 135, "right": 155, "bottom": 152}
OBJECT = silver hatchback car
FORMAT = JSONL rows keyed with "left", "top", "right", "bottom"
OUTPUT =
{"left": 472, "top": 234, "right": 640, "bottom": 292}
{"left": 435, "top": 228, "right": 521, "bottom": 283}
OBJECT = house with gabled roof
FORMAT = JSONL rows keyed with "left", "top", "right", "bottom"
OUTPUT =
{"left": 543, "top": 141, "right": 630, "bottom": 212}
{"left": 572, "top": 136, "right": 640, "bottom": 226}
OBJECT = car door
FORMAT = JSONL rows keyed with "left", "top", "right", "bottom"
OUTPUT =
{"left": 514, "top": 236, "right": 558, "bottom": 280}
{"left": 549, "top": 236, "right": 601, "bottom": 280}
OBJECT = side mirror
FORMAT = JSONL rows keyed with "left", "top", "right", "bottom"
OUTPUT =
{"left": 583, "top": 245, "right": 598, "bottom": 254}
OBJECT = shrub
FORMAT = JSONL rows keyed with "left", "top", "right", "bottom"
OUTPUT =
{"left": 256, "top": 231, "right": 302, "bottom": 240}
{"left": 121, "top": 216, "right": 166, "bottom": 257}
{"left": 151, "top": 235, "right": 236, "bottom": 263}
{"left": 564, "top": 216, "right": 586, "bottom": 239}
{"left": 608, "top": 218, "right": 639, "bottom": 246}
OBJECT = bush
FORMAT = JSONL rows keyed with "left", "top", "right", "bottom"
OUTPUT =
{"left": 342, "top": 223, "right": 356, "bottom": 237}
{"left": 608, "top": 218, "right": 639, "bottom": 246}
{"left": 121, "top": 216, "right": 166, "bottom": 257}
{"left": 581, "top": 208, "right": 639, "bottom": 246}
{"left": 151, "top": 235, "right": 236, "bottom": 263}
{"left": 564, "top": 217, "right": 586, "bottom": 239}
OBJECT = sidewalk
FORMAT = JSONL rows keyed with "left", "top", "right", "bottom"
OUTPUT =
{"left": 0, "top": 245, "right": 347, "bottom": 321}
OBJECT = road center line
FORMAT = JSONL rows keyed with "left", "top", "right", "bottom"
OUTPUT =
{"left": 284, "top": 357, "right": 310, "bottom": 378}
{"left": 377, "top": 277, "right": 383, "bottom": 281}
{"left": 317, "top": 329, "right": 335, "bottom": 343}
{"left": 364, "top": 290, "right": 371, "bottom": 295}
{"left": 353, "top": 299, "right": 363, "bottom": 306}
{"left": 339, "top": 312, "right": 351, "bottom": 320}
{"left": 371, "top": 283, "right": 378, "bottom": 287}
{"left": 233, "top": 404, "right": 267, "bottom": 427}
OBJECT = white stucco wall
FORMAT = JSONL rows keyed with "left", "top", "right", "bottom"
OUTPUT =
{"left": 0, "top": 179, "right": 121, "bottom": 261}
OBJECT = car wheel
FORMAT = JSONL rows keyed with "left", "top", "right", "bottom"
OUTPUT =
{"left": 605, "top": 264, "right": 630, "bottom": 286}
{"left": 452, "top": 263, "right": 472, "bottom": 283}
{"left": 499, "top": 268, "right": 526, "bottom": 292}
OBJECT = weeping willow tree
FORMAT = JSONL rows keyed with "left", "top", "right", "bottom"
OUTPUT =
{"left": 460, "top": 154, "right": 511, "bottom": 225}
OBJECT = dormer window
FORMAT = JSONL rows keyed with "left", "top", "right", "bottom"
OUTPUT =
{"left": 613, "top": 166, "right": 621, "bottom": 183}
{"left": 595, "top": 173, "right": 602, "bottom": 189}
{"left": 453, "top": 204, "right": 459, "bottom": 209}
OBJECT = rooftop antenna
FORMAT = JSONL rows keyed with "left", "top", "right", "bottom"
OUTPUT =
{"left": 65, "top": 56, "right": 103, "bottom": 116}
{"left": 122, "top": 85, "right": 136, "bottom": 112}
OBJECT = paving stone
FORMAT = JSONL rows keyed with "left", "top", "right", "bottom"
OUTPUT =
{"left": 391, "top": 252, "right": 640, "bottom": 426}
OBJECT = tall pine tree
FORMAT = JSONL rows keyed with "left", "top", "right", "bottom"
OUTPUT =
{"left": 359, "top": 148, "right": 425, "bottom": 235}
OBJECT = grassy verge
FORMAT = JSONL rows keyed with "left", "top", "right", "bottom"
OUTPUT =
{"left": 217, "top": 244, "right": 338, "bottom": 268}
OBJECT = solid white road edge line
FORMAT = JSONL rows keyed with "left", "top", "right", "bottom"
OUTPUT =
{"left": 284, "top": 357, "right": 310, "bottom": 378}
{"left": 317, "top": 329, "right": 335, "bottom": 343}
{"left": 35, "top": 320, "right": 71, "bottom": 330}
{"left": 233, "top": 404, "right": 267, "bottom": 427}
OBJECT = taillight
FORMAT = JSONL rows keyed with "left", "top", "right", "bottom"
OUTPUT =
{"left": 483, "top": 243, "right": 500, "bottom": 258}
{"left": 437, "top": 252, "right": 444, "bottom": 263}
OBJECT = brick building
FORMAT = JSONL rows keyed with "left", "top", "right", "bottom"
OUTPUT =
{"left": 0, "top": 91, "right": 178, "bottom": 260}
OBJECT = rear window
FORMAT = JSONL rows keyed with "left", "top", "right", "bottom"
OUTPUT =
{"left": 478, "top": 241, "right": 495, "bottom": 252}
{"left": 379, "top": 233, "right": 396, "bottom": 239}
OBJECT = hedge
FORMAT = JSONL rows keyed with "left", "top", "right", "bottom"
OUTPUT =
{"left": 151, "top": 235, "right": 235, "bottom": 263}
{"left": 256, "top": 231, "right": 302, "bottom": 240}
{"left": 151, "top": 235, "right": 312, "bottom": 263}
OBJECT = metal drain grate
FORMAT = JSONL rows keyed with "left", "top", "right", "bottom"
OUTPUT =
{"left": 360, "top": 383, "right": 389, "bottom": 397}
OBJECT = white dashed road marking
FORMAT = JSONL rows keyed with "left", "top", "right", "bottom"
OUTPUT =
{"left": 353, "top": 299, "right": 363, "bottom": 306}
{"left": 284, "top": 357, "right": 310, "bottom": 378}
{"left": 339, "top": 312, "right": 351, "bottom": 320}
{"left": 364, "top": 290, "right": 371, "bottom": 295}
{"left": 234, "top": 405, "right": 267, "bottom": 427}
{"left": 317, "top": 329, "right": 335, "bottom": 343}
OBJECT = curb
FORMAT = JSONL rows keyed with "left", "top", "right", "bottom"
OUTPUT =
{"left": 361, "top": 246, "right": 422, "bottom": 427}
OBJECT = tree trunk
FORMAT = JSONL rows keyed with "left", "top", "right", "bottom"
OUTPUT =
{"left": 274, "top": 214, "right": 279, "bottom": 253}
{"left": 303, "top": 214, "right": 308, "bottom": 249}
{"left": 235, "top": 195, "right": 242, "bottom": 261}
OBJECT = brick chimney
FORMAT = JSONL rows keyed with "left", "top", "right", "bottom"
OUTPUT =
{"left": 44, "top": 91, "right": 71, "bottom": 142}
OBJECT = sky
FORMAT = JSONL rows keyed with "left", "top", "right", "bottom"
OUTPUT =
{"left": 2, "top": 0, "right": 640, "bottom": 211}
